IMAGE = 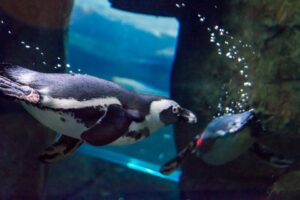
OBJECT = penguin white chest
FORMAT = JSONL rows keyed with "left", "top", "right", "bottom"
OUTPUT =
{"left": 21, "top": 95, "right": 122, "bottom": 139}
{"left": 21, "top": 103, "right": 87, "bottom": 139}
{"left": 202, "top": 128, "right": 254, "bottom": 165}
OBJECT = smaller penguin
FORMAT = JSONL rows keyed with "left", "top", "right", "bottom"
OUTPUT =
{"left": 160, "top": 110, "right": 293, "bottom": 175}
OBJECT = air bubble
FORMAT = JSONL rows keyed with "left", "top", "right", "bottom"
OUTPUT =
{"left": 243, "top": 82, "right": 252, "bottom": 87}
{"left": 199, "top": 17, "right": 206, "bottom": 22}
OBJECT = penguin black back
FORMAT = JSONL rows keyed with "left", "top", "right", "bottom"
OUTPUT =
{"left": 0, "top": 63, "right": 164, "bottom": 113}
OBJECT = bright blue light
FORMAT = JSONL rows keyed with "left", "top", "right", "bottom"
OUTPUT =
{"left": 78, "top": 145, "right": 181, "bottom": 182}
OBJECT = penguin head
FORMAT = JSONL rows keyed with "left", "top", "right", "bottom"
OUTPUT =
{"left": 203, "top": 110, "right": 255, "bottom": 140}
{"left": 151, "top": 99, "right": 197, "bottom": 125}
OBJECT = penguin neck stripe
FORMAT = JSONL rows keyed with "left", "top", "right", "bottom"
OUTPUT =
{"left": 41, "top": 96, "right": 121, "bottom": 109}
{"left": 147, "top": 99, "right": 175, "bottom": 131}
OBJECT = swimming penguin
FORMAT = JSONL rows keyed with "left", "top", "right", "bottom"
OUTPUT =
{"left": 160, "top": 110, "right": 293, "bottom": 175}
{"left": 0, "top": 63, "right": 197, "bottom": 163}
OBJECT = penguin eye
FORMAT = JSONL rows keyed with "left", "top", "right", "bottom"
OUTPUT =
{"left": 172, "top": 106, "right": 179, "bottom": 114}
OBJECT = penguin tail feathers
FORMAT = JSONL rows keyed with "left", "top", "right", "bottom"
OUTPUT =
{"left": 160, "top": 137, "right": 198, "bottom": 175}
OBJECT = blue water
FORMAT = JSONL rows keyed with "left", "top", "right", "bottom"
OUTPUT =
{"left": 67, "top": 0, "right": 180, "bottom": 175}
{"left": 68, "top": 0, "right": 178, "bottom": 91}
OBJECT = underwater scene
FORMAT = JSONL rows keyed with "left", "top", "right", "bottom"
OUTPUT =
{"left": 0, "top": 0, "right": 300, "bottom": 199}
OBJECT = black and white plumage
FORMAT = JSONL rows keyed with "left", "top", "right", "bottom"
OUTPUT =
{"left": 160, "top": 110, "right": 293, "bottom": 175}
{"left": 0, "top": 63, "right": 197, "bottom": 163}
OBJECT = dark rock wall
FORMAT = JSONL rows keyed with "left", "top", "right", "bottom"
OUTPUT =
{"left": 0, "top": 1, "right": 73, "bottom": 199}
{"left": 171, "top": 0, "right": 300, "bottom": 199}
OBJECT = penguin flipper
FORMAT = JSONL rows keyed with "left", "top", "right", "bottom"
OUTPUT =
{"left": 0, "top": 74, "right": 40, "bottom": 104}
{"left": 38, "top": 135, "right": 83, "bottom": 163}
{"left": 81, "top": 104, "right": 135, "bottom": 146}
{"left": 249, "top": 142, "right": 293, "bottom": 168}
{"left": 160, "top": 137, "right": 198, "bottom": 175}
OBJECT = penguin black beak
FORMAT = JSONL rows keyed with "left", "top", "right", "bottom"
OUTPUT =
{"left": 179, "top": 108, "right": 197, "bottom": 124}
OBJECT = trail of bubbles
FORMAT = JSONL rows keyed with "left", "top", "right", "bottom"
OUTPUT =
{"left": 0, "top": 18, "right": 82, "bottom": 74}
{"left": 174, "top": 2, "right": 255, "bottom": 116}
{"left": 207, "top": 25, "right": 253, "bottom": 116}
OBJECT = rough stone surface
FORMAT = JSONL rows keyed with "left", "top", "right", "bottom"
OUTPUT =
{"left": 0, "top": 1, "right": 73, "bottom": 199}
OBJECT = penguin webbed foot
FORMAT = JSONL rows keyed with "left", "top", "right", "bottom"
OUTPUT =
{"left": 38, "top": 135, "right": 83, "bottom": 164}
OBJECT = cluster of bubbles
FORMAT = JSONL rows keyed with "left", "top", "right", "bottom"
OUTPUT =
{"left": 208, "top": 25, "right": 254, "bottom": 116}
{"left": 174, "top": 2, "right": 255, "bottom": 116}
{"left": 0, "top": 19, "right": 82, "bottom": 74}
